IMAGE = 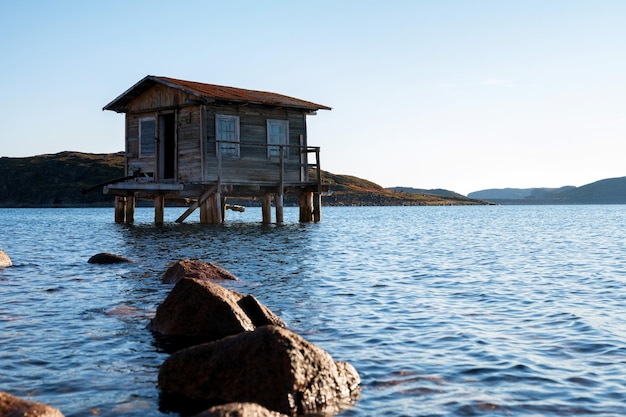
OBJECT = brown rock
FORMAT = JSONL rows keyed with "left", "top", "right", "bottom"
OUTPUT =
{"left": 192, "top": 402, "right": 288, "bottom": 417}
{"left": 162, "top": 260, "right": 239, "bottom": 284}
{"left": 147, "top": 278, "right": 255, "bottom": 341}
{"left": 0, "top": 250, "right": 11, "bottom": 268}
{"left": 158, "top": 325, "right": 360, "bottom": 416}
{"left": 0, "top": 391, "right": 64, "bottom": 417}
{"left": 237, "top": 294, "right": 286, "bottom": 328}
{"left": 87, "top": 252, "right": 133, "bottom": 264}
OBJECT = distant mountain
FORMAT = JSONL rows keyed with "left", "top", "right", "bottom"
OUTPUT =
{"left": 468, "top": 186, "right": 575, "bottom": 200}
{"left": 468, "top": 177, "right": 626, "bottom": 204}
{"left": 0, "top": 152, "right": 487, "bottom": 207}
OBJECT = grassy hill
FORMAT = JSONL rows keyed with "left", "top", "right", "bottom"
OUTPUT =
{"left": 0, "top": 152, "right": 486, "bottom": 207}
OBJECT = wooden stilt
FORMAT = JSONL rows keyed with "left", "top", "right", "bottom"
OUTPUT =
{"left": 221, "top": 196, "right": 227, "bottom": 223}
{"left": 114, "top": 196, "right": 125, "bottom": 223}
{"left": 200, "top": 197, "right": 211, "bottom": 224}
{"left": 262, "top": 194, "right": 272, "bottom": 224}
{"left": 300, "top": 191, "right": 313, "bottom": 223}
{"left": 299, "top": 191, "right": 314, "bottom": 222}
{"left": 154, "top": 195, "right": 165, "bottom": 225}
{"left": 125, "top": 196, "right": 135, "bottom": 224}
{"left": 313, "top": 192, "right": 322, "bottom": 222}
{"left": 275, "top": 193, "right": 284, "bottom": 224}
{"left": 215, "top": 191, "right": 223, "bottom": 224}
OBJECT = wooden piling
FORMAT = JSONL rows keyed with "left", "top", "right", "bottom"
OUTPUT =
{"left": 262, "top": 194, "right": 272, "bottom": 224}
{"left": 299, "top": 191, "right": 314, "bottom": 222}
{"left": 125, "top": 196, "right": 135, "bottom": 224}
{"left": 313, "top": 192, "right": 322, "bottom": 222}
{"left": 114, "top": 196, "right": 125, "bottom": 223}
{"left": 275, "top": 193, "right": 284, "bottom": 224}
{"left": 154, "top": 195, "right": 165, "bottom": 225}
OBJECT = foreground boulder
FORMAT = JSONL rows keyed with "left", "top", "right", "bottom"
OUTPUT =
{"left": 147, "top": 278, "right": 285, "bottom": 344}
{"left": 192, "top": 402, "right": 288, "bottom": 417}
{"left": 87, "top": 252, "right": 133, "bottom": 264}
{"left": 0, "top": 250, "right": 11, "bottom": 268}
{"left": 162, "top": 260, "right": 239, "bottom": 284}
{"left": 0, "top": 391, "right": 64, "bottom": 417}
{"left": 159, "top": 325, "right": 360, "bottom": 416}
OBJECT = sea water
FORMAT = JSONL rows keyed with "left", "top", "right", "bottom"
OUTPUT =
{"left": 1, "top": 205, "right": 626, "bottom": 416}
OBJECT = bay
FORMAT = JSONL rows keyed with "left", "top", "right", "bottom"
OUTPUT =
{"left": 1, "top": 205, "right": 626, "bottom": 416}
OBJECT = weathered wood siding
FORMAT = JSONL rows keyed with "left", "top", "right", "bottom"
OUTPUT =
{"left": 125, "top": 115, "right": 155, "bottom": 176}
{"left": 177, "top": 107, "right": 202, "bottom": 182}
{"left": 121, "top": 84, "right": 312, "bottom": 186}
{"left": 204, "top": 104, "right": 308, "bottom": 184}
{"left": 125, "top": 85, "right": 194, "bottom": 112}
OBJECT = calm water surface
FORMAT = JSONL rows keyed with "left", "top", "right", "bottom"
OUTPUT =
{"left": 1, "top": 205, "right": 626, "bottom": 416}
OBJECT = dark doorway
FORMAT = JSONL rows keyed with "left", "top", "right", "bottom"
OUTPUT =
{"left": 160, "top": 114, "right": 176, "bottom": 180}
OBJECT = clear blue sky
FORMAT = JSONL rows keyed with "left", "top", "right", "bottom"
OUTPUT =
{"left": 1, "top": 1, "right": 625, "bottom": 195}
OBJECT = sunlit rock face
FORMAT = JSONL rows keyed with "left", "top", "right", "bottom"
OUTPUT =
{"left": 161, "top": 259, "right": 239, "bottom": 284}
{"left": 0, "top": 250, "right": 11, "bottom": 268}
{"left": 0, "top": 391, "right": 65, "bottom": 417}
{"left": 158, "top": 325, "right": 361, "bottom": 416}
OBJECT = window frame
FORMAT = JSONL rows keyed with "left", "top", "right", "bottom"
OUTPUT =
{"left": 215, "top": 114, "right": 240, "bottom": 158}
{"left": 267, "top": 119, "right": 289, "bottom": 159}
{"left": 139, "top": 117, "right": 156, "bottom": 158}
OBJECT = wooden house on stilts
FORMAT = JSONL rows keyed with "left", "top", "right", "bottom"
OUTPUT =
{"left": 102, "top": 75, "right": 330, "bottom": 224}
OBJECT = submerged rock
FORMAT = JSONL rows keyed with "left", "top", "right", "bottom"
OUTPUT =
{"left": 87, "top": 252, "right": 133, "bottom": 264}
{"left": 158, "top": 325, "right": 360, "bottom": 416}
{"left": 0, "top": 391, "right": 64, "bottom": 417}
{"left": 0, "top": 250, "right": 12, "bottom": 268}
{"left": 162, "top": 260, "right": 239, "bottom": 284}
{"left": 192, "top": 402, "right": 288, "bottom": 417}
{"left": 147, "top": 278, "right": 285, "bottom": 345}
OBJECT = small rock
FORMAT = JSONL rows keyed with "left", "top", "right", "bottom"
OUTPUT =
{"left": 87, "top": 252, "right": 133, "bottom": 264}
{"left": 158, "top": 325, "right": 360, "bottom": 416}
{"left": 162, "top": 260, "right": 239, "bottom": 284}
{"left": 0, "top": 391, "right": 65, "bottom": 417}
{"left": 192, "top": 402, "right": 288, "bottom": 417}
{"left": 0, "top": 250, "right": 12, "bottom": 268}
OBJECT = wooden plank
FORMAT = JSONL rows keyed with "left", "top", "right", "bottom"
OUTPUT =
{"left": 175, "top": 185, "right": 217, "bottom": 223}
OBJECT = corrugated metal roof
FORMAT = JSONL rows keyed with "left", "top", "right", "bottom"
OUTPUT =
{"left": 103, "top": 75, "right": 331, "bottom": 113}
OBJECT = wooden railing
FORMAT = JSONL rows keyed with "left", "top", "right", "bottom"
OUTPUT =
{"left": 214, "top": 140, "right": 321, "bottom": 190}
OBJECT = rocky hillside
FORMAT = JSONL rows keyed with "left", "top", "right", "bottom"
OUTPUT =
{"left": 0, "top": 152, "right": 125, "bottom": 207}
{"left": 0, "top": 152, "right": 486, "bottom": 207}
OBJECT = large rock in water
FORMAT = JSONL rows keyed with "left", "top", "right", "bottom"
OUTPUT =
{"left": 158, "top": 325, "right": 360, "bottom": 416}
{"left": 162, "top": 260, "right": 239, "bottom": 284}
{"left": 0, "top": 391, "right": 64, "bottom": 416}
{"left": 0, "top": 250, "right": 11, "bottom": 268}
{"left": 147, "top": 278, "right": 285, "bottom": 344}
{"left": 87, "top": 252, "right": 133, "bottom": 264}
{"left": 192, "top": 402, "right": 288, "bottom": 417}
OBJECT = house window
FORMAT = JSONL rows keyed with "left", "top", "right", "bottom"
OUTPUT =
{"left": 139, "top": 117, "right": 156, "bottom": 157}
{"left": 267, "top": 119, "right": 289, "bottom": 158}
{"left": 216, "top": 114, "right": 240, "bottom": 157}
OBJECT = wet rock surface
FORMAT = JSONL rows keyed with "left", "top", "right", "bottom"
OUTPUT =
{"left": 87, "top": 252, "right": 133, "bottom": 264}
{"left": 158, "top": 325, "right": 360, "bottom": 416}
{"left": 162, "top": 259, "right": 239, "bottom": 284}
